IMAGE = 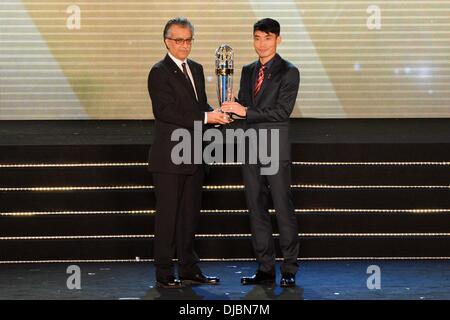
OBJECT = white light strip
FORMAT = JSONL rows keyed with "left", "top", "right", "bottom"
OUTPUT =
{"left": 299, "top": 233, "right": 450, "bottom": 237}
{"left": 0, "top": 163, "right": 146, "bottom": 168}
{"left": 203, "top": 209, "right": 450, "bottom": 214}
{"left": 201, "top": 209, "right": 249, "bottom": 213}
{"left": 202, "top": 257, "right": 450, "bottom": 261}
{"left": 0, "top": 235, "right": 154, "bottom": 240}
{"left": 292, "top": 185, "right": 450, "bottom": 189}
{"left": 1, "top": 184, "right": 449, "bottom": 192}
{"left": 1, "top": 161, "right": 449, "bottom": 168}
{"left": 2, "top": 233, "right": 450, "bottom": 241}
{"left": 0, "top": 210, "right": 156, "bottom": 216}
{"left": 203, "top": 208, "right": 450, "bottom": 214}
{"left": 197, "top": 233, "right": 450, "bottom": 238}
{"left": 2, "top": 256, "right": 450, "bottom": 265}
{"left": 294, "top": 208, "right": 450, "bottom": 213}
{"left": 2, "top": 208, "right": 450, "bottom": 216}
{"left": 203, "top": 185, "right": 245, "bottom": 190}
{"left": 299, "top": 257, "right": 450, "bottom": 260}
{"left": 0, "top": 259, "right": 155, "bottom": 264}
{"left": 0, "top": 186, "right": 153, "bottom": 192}
{"left": 292, "top": 162, "right": 450, "bottom": 166}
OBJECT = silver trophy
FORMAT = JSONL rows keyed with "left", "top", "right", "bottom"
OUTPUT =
{"left": 215, "top": 44, "right": 234, "bottom": 106}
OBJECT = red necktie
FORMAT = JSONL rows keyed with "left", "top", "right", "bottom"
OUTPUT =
{"left": 253, "top": 65, "right": 266, "bottom": 97}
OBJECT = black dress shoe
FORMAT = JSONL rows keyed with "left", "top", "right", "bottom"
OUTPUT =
{"left": 280, "top": 273, "right": 296, "bottom": 288}
{"left": 156, "top": 277, "right": 185, "bottom": 288}
{"left": 241, "top": 270, "right": 275, "bottom": 285}
{"left": 180, "top": 273, "right": 220, "bottom": 285}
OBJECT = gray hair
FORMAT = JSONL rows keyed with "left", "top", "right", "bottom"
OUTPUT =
{"left": 163, "top": 17, "right": 194, "bottom": 39}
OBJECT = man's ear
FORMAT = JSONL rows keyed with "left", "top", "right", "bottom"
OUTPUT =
{"left": 164, "top": 39, "right": 169, "bottom": 50}
{"left": 277, "top": 35, "right": 282, "bottom": 45}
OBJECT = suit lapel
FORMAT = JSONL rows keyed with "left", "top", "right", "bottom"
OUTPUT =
{"left": 163, "top": 54, "right": 198, "bottom": 102}
{"left": 254, "top": 54, "right": 282, "bottom": 108}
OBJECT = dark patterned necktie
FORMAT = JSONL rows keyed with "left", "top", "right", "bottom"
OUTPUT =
{"left": 253, "top": 64, "right": 266, "bottom": 97}
{"left": 182, "top": 62, "right": 197, "bottom": 99}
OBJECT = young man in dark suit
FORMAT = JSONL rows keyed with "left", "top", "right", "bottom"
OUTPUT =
{"left": 221, "top": 18, "right": 300, "bottom": 287}
{"left": 147, "top": 17, "right": 231, "bottom": 288}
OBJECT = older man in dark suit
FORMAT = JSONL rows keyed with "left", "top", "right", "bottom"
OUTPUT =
{"left": 221, "top": 18, "right": 300, "bottom": 287}
{"left": 148, "top": 17, "right": 231, "bottom": 288}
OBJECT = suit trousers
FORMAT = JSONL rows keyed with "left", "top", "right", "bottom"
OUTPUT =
{"left": 242, "top": 160, "right": 299, "bottom": 275}
{"left": 152, "top": 168, "right": 204, "bottom": 281}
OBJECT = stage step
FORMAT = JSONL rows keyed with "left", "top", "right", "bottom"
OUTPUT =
{"left": 2, "top": 237, "right": 450, "bottom": 261}
{"left": 0, "top": 163, "right": 449, "bottom": 186}
{"left": 1, "top": 137, "right": 450, "bottom": 262}
{"left": 2, "top": 211, "right": 450, "bottom": 236}
{"left": 1, "top": 143, "right": 450, "bottom": 164}
{"left": 0, "top": 188, "right": 449, "bottom": 212}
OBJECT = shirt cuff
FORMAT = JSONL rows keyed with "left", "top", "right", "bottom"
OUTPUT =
{"left": 204, "top": 112, "right": 208, "bottom": 124}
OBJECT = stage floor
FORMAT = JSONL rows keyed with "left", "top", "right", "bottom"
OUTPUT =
{"left": 1, "top": 260, "right": 450, "bottom": 300}
{"left": 1, "top": 118, "right": 450, "bottom": 145}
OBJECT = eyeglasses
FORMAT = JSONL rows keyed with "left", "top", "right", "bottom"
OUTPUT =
{"left": 166, "top": 38, "right": 194, "bottom": 45}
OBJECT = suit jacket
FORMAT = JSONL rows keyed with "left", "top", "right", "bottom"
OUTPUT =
{"left": 147, "top": 54, "right": 213, "bottom": 174}
{"left": 237, "top": 53, "right": 300, "bottom": 161}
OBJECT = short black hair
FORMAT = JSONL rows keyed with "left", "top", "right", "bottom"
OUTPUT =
{"left": 253, "top": 18, "right": 280, "bottom": 36}
{"left": 163, "top": 17, "right": 194, "bottom": 39}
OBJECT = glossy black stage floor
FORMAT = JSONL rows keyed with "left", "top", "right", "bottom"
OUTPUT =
{"left": 0, "top": 118, "right": 450, "bottom": 263}
{"left": 1, "top": 261, "right": 450, "bottom": 300}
